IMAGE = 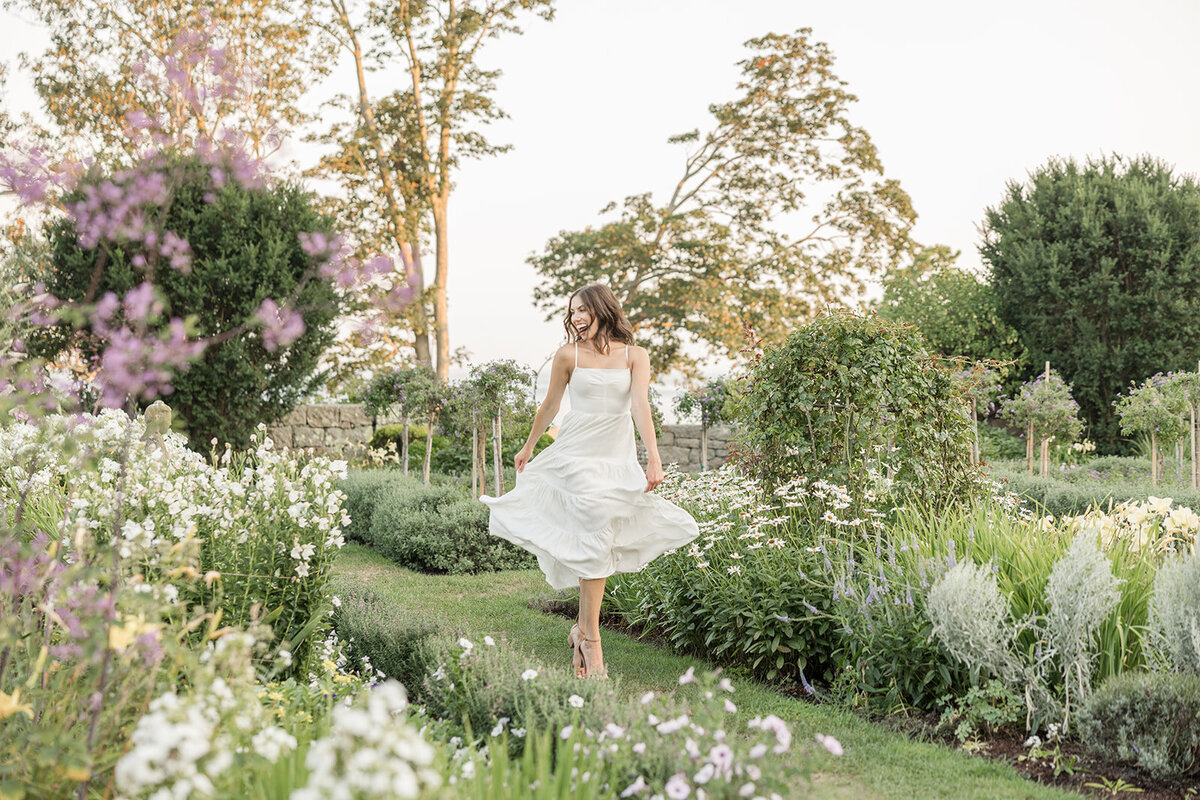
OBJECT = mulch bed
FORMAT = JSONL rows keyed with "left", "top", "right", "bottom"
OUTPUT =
{"left": 530, "top": 594, "right": 1199, "bottom": 799}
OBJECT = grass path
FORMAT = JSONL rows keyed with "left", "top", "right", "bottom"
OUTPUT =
{"left": 333, "top": 544, "right": 1079, "bottom": 799}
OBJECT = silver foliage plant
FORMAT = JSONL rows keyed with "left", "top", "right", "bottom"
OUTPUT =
{"left": 1149, "top": 546, "right": 1200, "bottom": 674}
{"left": 1045, "top": 532, "right": 1122, "bottom": 726}
{"left": 927, "top": 533, "right": 1121, "bottom": 734}
{"left": 927, "top": 560, "right": 1022, "bottom": 683}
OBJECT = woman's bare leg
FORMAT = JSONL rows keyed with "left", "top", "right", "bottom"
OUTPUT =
{"left": 578, "top": 577, "right": 607, "bottom": 675}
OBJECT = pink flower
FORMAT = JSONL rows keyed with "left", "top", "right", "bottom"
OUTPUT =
{"left": 255, "top": 299, "right": 305, "bottom": 352}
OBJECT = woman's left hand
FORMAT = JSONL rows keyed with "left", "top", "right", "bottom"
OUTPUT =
{"left": 645, "top": 459, "right": 664, "bottom": 493}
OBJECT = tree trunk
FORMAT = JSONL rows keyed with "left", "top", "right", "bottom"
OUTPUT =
{"left": 1151, "top": 430, "right": 1158, "bottom": 486}
{"left": 700, "top": 424, "right": 709, "bottom": 471}
{"left": 335, "top": 0, "right": 430, "bottom": 362}
{"left": 432, "top": 197, "right": 450, "bottom": 382}
{"left": 970, "top": 398, "right": 979, "bottom": 466}
{"left": 470, "top": 419, "right": 484, "bottom": 494}
{"left": 401, "top": 415, "right": 410, "bottom": 476}
{"left": 423, "top": 413, "right": 434, "bottom": 485}
{"left": 1192, "top": 404, "right": 1198, "bottom": 490}
{"left": 1040, "top": 437, "right": 1050, "bottom": 477}
{"left": 409, "top": 240, "right": 432, "bottom": 367}
{"left": 470, "top": 417, "right": 478, "bottom": 497}
{"left": 492, "top": 411, "right": 504, "bottom": 496}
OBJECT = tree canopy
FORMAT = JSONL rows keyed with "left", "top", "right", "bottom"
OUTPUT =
{"left": 27, "top": 153, "right": 341, "bottom": 448}
{"left": 529, "top": 29, "right": 917, "bottom": 378}
{"left": 981, "top": 155, "right": 1200, "bottom": 452}
{"left": 9, "top": 0, "right": 333, "bottom": 162}
{"left": 877, "top": 244, "right": 1027, "bottom": 373}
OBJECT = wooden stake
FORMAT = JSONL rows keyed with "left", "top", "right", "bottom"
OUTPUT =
{"left": 700, "top": 424, "right": 709, "bottom": 471}
{"left": 423, "top": 413, "right": 433, "bottom": 485}
{"left": 1026, "top": 420, "right": 1035, "bottom": 476}
{"left": 492, "top": 411, "right": 504, "bottom": 497}
{"left": 1192, "top": 403, "right": 1198, "bottom": 490}
{"left": 470, "top": 423, "right": 478, "bottom": 497}
{"left": 401, "top": 415, "right": 410, "bottom": 476}
{"left": 1151, "top": 429, "right": 1158, "bottom": 487}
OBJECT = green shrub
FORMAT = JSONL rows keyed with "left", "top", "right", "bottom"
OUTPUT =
{"left": 1078, "top": 671, "right": 1200, "bottom": 778}
{"left": 977, "top": 423, "right": 1025, "bottom": 462}
{"left": 338, "top": 469, "right": 402, "bottom": 544}
{"left": 329, "top": 582, "right": 441, "bottom": 691}
{"left": 29, "top": 153, "right": 341, "bottom": 451}
{"left": 369, "top": 487, "right": 535, "bottom": 574}
{"left": 732, "top": 308, "right": 982, "bottom": 509}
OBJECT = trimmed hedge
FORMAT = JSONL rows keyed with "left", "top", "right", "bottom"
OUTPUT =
{"left": 1078, "top": 671, "right": 1200, "bottom": 778}
{"left": 337, "top": 471, "right": 535, "bottom": 575}
{"left": 339, "top": 469, "right": 401, "bottom": 544}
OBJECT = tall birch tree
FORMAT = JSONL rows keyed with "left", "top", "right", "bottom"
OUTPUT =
{"left": 314, "top": 0, "right": 554, "bottom": 382}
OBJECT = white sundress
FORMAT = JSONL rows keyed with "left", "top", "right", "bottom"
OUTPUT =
{"left": 480, "top": 343, "right": 700, "bottom": 590}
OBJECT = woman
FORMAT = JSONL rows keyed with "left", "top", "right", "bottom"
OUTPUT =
{"left": 480, "top": 284, "right": 700, "bottom": 678}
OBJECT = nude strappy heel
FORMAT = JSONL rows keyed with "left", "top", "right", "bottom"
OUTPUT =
{"left": 577, "top": 636, "right": 608, "bottom": 680}
{"left": 568, "top": 622, "right": 583, "bottom": 673}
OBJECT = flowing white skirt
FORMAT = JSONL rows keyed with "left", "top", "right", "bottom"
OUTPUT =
{"left": 479, "top": 409, "right": 700, "bottom": 590}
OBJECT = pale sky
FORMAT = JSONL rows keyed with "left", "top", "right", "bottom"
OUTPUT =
{"left": 3, "top": 0, "right": 1200, "bottom": 403}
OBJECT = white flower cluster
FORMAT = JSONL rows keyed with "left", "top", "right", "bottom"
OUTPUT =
{"left": 291, "top": 680, "right": 441, "bottom": 800}
{"left": 0, "top": 410, "right": 350, "bottom": 585}
{"left": 115, "top": 675, "right": 294, "bottom": 800}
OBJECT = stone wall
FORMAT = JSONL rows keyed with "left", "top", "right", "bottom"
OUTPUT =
{"left": 267, "top": 403, "right": 734, "bottom": 473}
{"left": 636, "top": 424, "right": 734, "bottom": 473}
{"left": 265, "top": 404, "right": 401, "bottom": 454}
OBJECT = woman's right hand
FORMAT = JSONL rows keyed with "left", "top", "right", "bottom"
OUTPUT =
{"left": 514, "top": 446, "right": 533, "bottom": 472}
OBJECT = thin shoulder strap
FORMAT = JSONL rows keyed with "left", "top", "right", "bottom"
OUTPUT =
{"left": 624, "top": 344, "right": 629, "bottom": 365}
{"left": 574, "top": 342, "right": 578, "bottom": 368}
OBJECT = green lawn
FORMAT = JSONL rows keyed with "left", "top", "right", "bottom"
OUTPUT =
{"left": 332, "top": 544, "right": 1079, "bottom": 799}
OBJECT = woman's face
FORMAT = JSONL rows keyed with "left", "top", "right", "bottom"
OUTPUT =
{"left": 570, "top": 297, "right": 596, "bottom": 342}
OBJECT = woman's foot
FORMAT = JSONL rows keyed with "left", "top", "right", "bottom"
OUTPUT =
{"left": 578, "top": 636, "right": 608, "bottom": 680}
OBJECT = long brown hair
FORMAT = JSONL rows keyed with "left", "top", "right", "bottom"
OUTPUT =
{"left": 563, "top": 283, "right": 635, "bottom": 355}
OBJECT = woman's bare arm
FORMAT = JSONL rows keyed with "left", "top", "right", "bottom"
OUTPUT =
{"left": 629, "top": 346, "right": 663, "bottom": 492}
{"left": 516, "top": 346, "right": 572, "bottom": 471}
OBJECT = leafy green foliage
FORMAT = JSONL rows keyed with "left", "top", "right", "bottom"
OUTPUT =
{"left": 530, "top": 29, "right": 917, "bottom": 377}
{"left": 982, "top": 155, "right": 1200, "bottom": 452}
{"left": 998, "top": 369, "right": 1084, "bottom": 446}
{"left": 939, "top": 679, "right": 1025, "bottom": 743}
{"left": 28, "top": 154, "right": 341, "bottom": 450}
{"left": 1115, "top": 373, "right": 1190, "bottom": 445}
{"left": 988, "top": 458, "right": 1200, "bottom": 517}
{"left": 673, "top": 376, "right": 732, "bottom": 428}
{"left": 878, "top": 245, "right": 1027, "bottom": 371}
{"left": 1078, "top": 671, "right": 1200, "bottom": 778}
{"left": 732, "top": 309, "right": 981, "bottom": 507}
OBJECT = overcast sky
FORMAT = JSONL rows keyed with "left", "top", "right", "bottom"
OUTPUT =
{"left": 3, "top": 0, "right": 1199, "bottom": 397}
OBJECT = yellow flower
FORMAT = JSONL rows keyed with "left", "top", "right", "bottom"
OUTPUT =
{"left": 334, "top": 673, "right": 354, "bottom": 685}
{"left": 61, "top": 765, "right": 91, "bottom": 781}
{"left": 0, "top": 688, "right": 33, "bottom": 720}
{"left": 1148, "top": 496, "right": 1173, "bottom": 516}
{"left": 109, "top": 615, "right": 161, "bottom": 652}
{"left": 321, "top": 659, "right": 338, "bottom": 673}
{"left": 268, "top": 691, "right": 285, "bottom": 702}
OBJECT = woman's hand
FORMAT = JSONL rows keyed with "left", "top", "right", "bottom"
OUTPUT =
{"left": 514, "top": 445, "right": 534, "bottom": 473}
{"left": 645, "top": 458, "right": 664, "bottom": 493}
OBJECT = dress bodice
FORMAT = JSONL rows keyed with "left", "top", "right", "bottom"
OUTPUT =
{"left": 568, "top": 367, "right": 632, "bottom": 416}
{"left": 568, "top": 343, "right": 632, "bottom": 417}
